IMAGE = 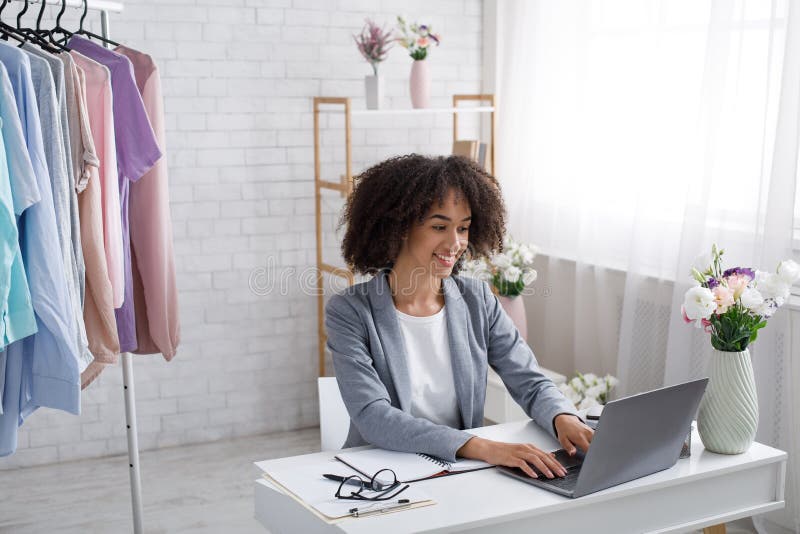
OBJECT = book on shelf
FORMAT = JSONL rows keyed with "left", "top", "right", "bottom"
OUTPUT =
{"left": 453, "top": 140, "right": 490, "bottom": 171}
{"left": 452, "top": 140, "right": 479, "bottom": 162}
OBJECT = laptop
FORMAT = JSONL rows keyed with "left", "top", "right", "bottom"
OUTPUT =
{"left": 498, "top": 378, "right": 709, "bottom": 498}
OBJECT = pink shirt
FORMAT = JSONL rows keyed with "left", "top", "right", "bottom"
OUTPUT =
{"left": 115, "top": 45, "right": 180, "bottom": 360}
{"left": 70, "top": 62, "right": 120, "bottom": 389}
{"left": 71, "top": 52, "right": 124, "bottom": 310}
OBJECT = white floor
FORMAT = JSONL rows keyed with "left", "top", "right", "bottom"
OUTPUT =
{"left": 0, "top": 428, "right": 320, "bottom": 534}
{"left": 0, "top": 426, "right": 761, "bottom": 533}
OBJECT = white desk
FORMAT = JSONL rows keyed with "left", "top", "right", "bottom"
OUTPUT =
{"left": 254, "top": 420, "right": 786, "bottom": 534}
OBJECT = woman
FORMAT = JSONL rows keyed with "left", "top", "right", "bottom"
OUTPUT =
{"left": 325, "top": 155, "right": 594, "bottom": 480}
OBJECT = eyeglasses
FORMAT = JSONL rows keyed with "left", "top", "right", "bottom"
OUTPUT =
{"left": 334, "top": 469, "right": 409, "bottom": 501}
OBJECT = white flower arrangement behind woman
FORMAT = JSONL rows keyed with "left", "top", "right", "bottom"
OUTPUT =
{"left": 558, "top": 373, "right": 619, "bottom": 410}
{"left": 463, "top": 236, "right": 538, "bottom": 297}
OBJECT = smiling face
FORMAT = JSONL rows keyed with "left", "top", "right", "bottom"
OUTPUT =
{"left": 397, "top": 188, "right": 472, "bottom": 282}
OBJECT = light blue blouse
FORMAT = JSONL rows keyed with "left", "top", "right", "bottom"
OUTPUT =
{"left": 0, "top": 42, "right": 80, "bottom": 456}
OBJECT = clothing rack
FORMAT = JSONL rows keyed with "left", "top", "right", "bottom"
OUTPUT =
{"left": 17, "top": 1, "right": 143, "bottom": 533}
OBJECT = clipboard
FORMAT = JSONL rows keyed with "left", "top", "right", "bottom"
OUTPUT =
{"left": 259, "top": 460, "right": 436, "bottom": 523}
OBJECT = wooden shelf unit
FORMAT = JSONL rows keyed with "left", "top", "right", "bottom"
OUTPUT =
{"left": 312, "top": 94, "right": 496, "bottom": 376}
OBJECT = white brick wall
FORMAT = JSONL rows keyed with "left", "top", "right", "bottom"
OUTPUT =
{"left": 0, "top": 0, "right": 483, "bottom": 469}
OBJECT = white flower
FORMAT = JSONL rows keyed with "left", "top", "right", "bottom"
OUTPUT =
{"left": 519, "top": 245, "right": 536, "bottom": 266}
{"left": 492, "top": 253, "right": 513, "bottom": 269}
{"left": 755, "top": 271, "right": 791, "bottom": 301}
{"left": 604, "top": 374, "right": 619, "bottom": 388}
{"left": 777, "top": 260, "right": 800, "bottom": 284}
{"left": 584, "top": 384, "right": 605, "bottom": 400}
{"left": 740, "top": 288, "right": 764, "bottom": 311}
{"left": 752, "top": 299, "right": 778, "bottom": 318}
{"left": 582, "top": 373, "right": 598, "bottom": 384}
{"left": 578, "top": 396, "right": 600, "bottom": 410}
{"left": 503, "top": 265, "right": 521, "bottom": 283}
{"left": 522, "top": 269, "right": 538, "bottom": 286}
{"left": 682, "top": 286, "right": 716, "bottom": 321}
{"left": 559, "top": 384, "right": 582, "bottom": 405}
{"left": 569, "top": 376, "right": 585, "bottom": 392}
{"left": 462, "top": 259, "right": 492, "bottom": 282}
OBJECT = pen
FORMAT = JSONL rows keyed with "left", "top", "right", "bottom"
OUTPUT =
{"left": 349, "top": 499, "right": 411, "bottom": 518}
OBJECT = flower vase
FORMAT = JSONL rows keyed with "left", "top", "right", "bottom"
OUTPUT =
{"left": 364, "top": 75, "right": 383, "bottom": 110}
{"left": 697, "top": 348, "right": 759, "bottom": 454}
{"left": 498, "top": 295, "right": 527, "bottom": 342}
{"left": 409, "top": 60, "right": 430, "bottom": 109}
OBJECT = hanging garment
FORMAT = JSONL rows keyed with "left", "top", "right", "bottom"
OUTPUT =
{"left": 60, "top": 52, "right": 98, "bottom": 195}
{"left": 0, "top": 63, "right": 40, "bottom": 413}
{"left": 0, "top": 42, "right": 80, "bottom": 456}
{"left": 24, "top": 45, "right": 86, "bottom": 306}
{"left": 22, "top": 46, "right": 91, "bottom": 374}
{"left": 60, "top": 53, "right": 119, "bottom": 382}
{"left": 0, "top": 62, "right": 37, "bottom": 352}
{"left": 69, "top": 36, "right": 162, "bottom": 356}
{"left": 70, "top": 51, "right": 123, "bottom": 307}
{"left": 70, "top": 52, "right": 123, "bottom": 388}
{"left": 115, "top": 45, "right": 180, "bottom": 360}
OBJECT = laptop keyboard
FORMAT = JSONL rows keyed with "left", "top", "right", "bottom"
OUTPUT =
{"left": 535, "top": 466, "right": 581, "bottom": 489}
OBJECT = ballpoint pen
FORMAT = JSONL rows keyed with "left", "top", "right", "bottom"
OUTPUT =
{"left": 349, "top": 499, "right": 412, "bottom": 518}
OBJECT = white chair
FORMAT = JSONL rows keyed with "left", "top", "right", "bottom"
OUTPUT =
{"left": 317, "top": 377, "right": 350, "bottom": 452}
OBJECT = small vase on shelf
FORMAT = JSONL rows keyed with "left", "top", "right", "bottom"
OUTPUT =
{"left": 396, "top": 16, "right": 440, "bottom": 109}
{"left": 498, "top": 295, "right": 527, "bottom": 341}
{"left": 409, "top": 60, "right": 430, "bottom": 109}
{"left": 365, "top": 75, "right": 384, "bottom": 110}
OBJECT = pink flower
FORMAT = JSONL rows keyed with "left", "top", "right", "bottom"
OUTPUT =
{"left": 681, "top": 306, "right": 693, "bottom": 324}
{"left": 701, "top": 318, "right": 713, "bottom": 333}
{"left": 417, "top": 37, "right": 429, "bottom": 48}
{"left": 712, "top": 285, "right": 735, "bottom": 313}
{"left": 725, "top": 273, "right": 751, "bottom": 299}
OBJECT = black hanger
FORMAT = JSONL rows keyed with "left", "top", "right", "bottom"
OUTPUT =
{"left": 16, "top": 0, "right": 68, "bottom": 52}
{"left": 15, "top": 0, "right": 28, "bottom": 29}
{"left": 36, "top": 0, "right": 69, "bottom": 50}
{"left": 0, "top": 0, "right": 30, "bottom": 45}
{"left": 65, "top": 0, "right": 120, "bottom": 47}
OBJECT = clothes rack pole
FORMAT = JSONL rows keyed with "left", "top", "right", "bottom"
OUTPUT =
{"left": 96, "top": 9, "right": 143, "bottom": 534}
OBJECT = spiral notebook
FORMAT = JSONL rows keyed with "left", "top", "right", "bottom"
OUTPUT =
{"left": 335, "top": 448, "right": 493, "bottom": 483}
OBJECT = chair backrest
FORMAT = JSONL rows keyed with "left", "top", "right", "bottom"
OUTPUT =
{"left": 318, "top": 377, "right": 350, "bottom": 452}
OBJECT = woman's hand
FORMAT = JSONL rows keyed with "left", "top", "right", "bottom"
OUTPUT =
{"left": 554, "top": 413, "right": 594, "bottom": 455}
{"left": 457, "top": 436, "right": 568, "bottom": 479}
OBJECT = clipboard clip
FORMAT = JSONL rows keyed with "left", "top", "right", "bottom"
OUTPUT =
{"left": 349, "top": 498, "right": 412, "bottom": 518}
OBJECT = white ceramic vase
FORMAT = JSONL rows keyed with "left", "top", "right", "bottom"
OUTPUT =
{"left": 364, "top": 74, "right": 383, "bottom": 110}
{"left": 697, "top": 348, "right": 759, "bottom": 454}
{"left": 409, "top": 60, "right": 430, "bottom": 109}
{"left": 498, "top": 295, "right": 527, "bottom": 342}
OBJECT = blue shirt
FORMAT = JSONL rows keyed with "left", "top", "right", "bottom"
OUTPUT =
{"left": 0, "top": 42, "right": 80, "bottom": 456}
{"left": 0, "top": 63, "right": 38, "bottom": 350}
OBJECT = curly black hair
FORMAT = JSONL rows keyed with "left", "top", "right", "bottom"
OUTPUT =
{"left": 340, "top": 154, "right": 507, "bottom": 275}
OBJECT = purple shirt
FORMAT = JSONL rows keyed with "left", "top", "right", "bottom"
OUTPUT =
{"left": 68, "top": 36, "right": 162, "bottom": 353}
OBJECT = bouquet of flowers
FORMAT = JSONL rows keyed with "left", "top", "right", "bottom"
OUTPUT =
{"left": 353, "top": 19, "right": 393, "bottom": 76}
{"left": 462, "top": 237, "right": 538, "bottom": 297}
{"left": 558, "top": 373, "right": 619, "bottom": 410}
{"left": 681, "top": 244, "right": 800, "bottom": 352}
{"left": 395, "top": 16, "right": 441, "bottom": 60}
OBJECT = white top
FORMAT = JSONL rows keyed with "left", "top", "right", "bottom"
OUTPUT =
{"left": 395, "top": 306, "right": 462, "bottom": 429}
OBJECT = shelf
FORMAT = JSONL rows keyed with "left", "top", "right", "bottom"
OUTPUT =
{"left": 327, "top": 106, "right": 495, "bottom": 116}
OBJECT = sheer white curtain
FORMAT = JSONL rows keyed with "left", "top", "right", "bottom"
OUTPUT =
{"left": 496, "top": 1, "right": 799, "bottom": 531}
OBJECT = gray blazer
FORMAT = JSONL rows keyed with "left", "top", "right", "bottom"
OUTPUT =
{"left": 325, "top": 273, "right": 579, "bottom": 462}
